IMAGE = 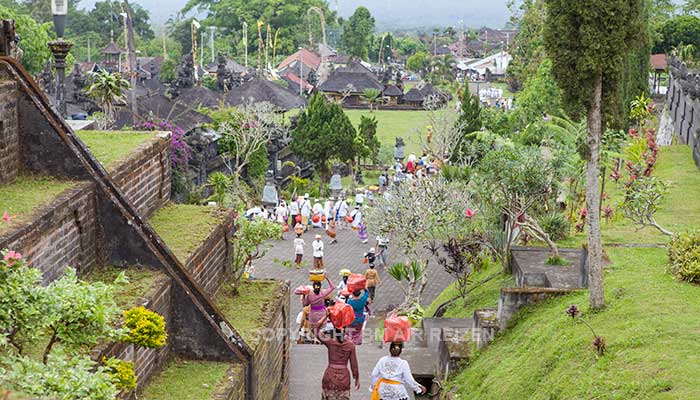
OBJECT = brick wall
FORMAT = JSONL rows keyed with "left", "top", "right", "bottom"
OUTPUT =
{"left": 251, "top": 282, "right": 290, "bottom": 400}
{"left": 212, "top": 364, "right": 247, "bottom": 400}
{"left": 99, "top": 278, "right": 174, "bottom": 393}
{"left": 185, "top": 211, "right": 235, "bottom": 296}
{"left": 0, "top": 78, "right": 19, "bottom": 185}
{"left": 0, "top": 182, "right": 100, "bottom": 283}
{"left": 110, "top": 134, "right": 171, "bottom": 218}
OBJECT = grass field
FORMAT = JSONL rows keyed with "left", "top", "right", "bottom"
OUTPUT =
{"left": 345, "top": 109, "right": 431, "bottom": 156}
{"left": 141, "top": 357, "right": 233, "bottom": 400}
{"left": 77, "top": 130, "right": 156, "bottom": 168}
{"left": 0, "top": 175, "right": 73, "bottom": 235}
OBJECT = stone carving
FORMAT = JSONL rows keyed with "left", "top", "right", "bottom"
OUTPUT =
{"left": 173, "top": 53, "right": 195, "bottom": 93}
{"left": 216, "top": 53, "right": 233, "bottom": 91}
{"left": 37, "top": 61, "right": 55, "bottom": 95}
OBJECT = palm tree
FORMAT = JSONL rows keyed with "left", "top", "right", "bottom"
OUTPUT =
{"left": 362, "top": 88, "right": 381, "bottom": 112}
{"left": 86, "top": 70, "right": 130, "bottom": 129}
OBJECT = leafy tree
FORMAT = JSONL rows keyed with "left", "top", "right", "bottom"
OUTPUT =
{"left": 394, "top": 35, "right": 426, "bottom": 56}
{"left": 362, "top": 88, "right": 381, "bottom": 111}
{"left": 506, "top": 0, "right": 547, "bottom": 90}
{"left": 358, "top": 115, "right": 380, "bottom": 163}
{"left": 291, "top": 93, "right": 357, "bottom": 182}
{"left": 181, "top": 0, "right": 336, "bottom": 57}
{"left": 653, "top": 14, "right": 700, "bottom": 53}
{"left": 87, "top": 70, "right": 130, "bottom": 130}
{"left": 158, "top": 58, "right": 178, "bottom": 83}
{"left": 68, "top": 1, "right": 154, "bottom": 47}
{"left": 233, "top": 217, "right": 282, "bottom": 279}
{"left": 452, "top": 84, "right": 482, "bottom": 162}
{"left": 511, "top": 58, "right": 562, "bottom": 128}
{"left": 0, "top": 5, "right": 52, "bottom": 74}
{"left": 544, "top": 0, "right": 645, "bottom": 309}
{"left": 406, "top": 51, "right": 428, "bottom": 73}
{"left": 341, "top": 6, "right": 375, "bottom": 59}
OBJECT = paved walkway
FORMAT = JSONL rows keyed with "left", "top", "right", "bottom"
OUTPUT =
{"left": 252, "top": 225, "right": 454, "bottom": 399}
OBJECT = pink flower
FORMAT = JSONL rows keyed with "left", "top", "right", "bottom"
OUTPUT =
{"left": 604, "top": 205, "right": 613, "bottom": 220}
{"left": 580, "top": 208, "right": 587, "bottom": 218}
{"left": 465, "top": 208, "right": 475, "bottom": 218}
{"left": 610, "top": 169, "right": 620, "bottom": 182}
{"left": 2, "top": 211, "right": 10, "bottom": 224}
{"left": 3, "top": 250, "right": 22, "bottom": 263}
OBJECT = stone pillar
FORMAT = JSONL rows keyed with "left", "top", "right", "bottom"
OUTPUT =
{"left": 48, "top": 40, "right": 73, "bottom": 117}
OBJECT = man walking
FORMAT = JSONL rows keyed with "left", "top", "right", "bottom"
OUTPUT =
{"left": 312, "top": 234, "right": 325, "bottom": 270}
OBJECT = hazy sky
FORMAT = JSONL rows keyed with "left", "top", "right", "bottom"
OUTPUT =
{"left": 82, "top": 0, "right": 511, "bottom": 29}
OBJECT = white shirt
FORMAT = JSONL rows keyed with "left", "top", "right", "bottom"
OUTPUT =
{"left": 355, "top": 193, "right": 365, "bottom": 205}
{"left": 371, "top": 356, "right": 422, "bottom": 400}
{"left": 301, "top": 200, "right": 311, "bottom": 216}
{"left": 336, "top": 200, "right": 349, "bottom": 217}
{"left": 350, "top": 209, "right": 362, "bottom": 227}
{"left": 312, "top": 240, "right": 324, "bottom": 258}
{"left": 275, "top": 205, "right": 288, "bottom": 223}
{"left": 294, "top": 238, "right": 305, "bottom": 255}
{"left": 312, "top": 202, "right": 323, "bottom": 215}
{"left": 289, "top": 201, "right": 300, "bottom": 215}
{"left": 324, "top": 201, "right": 334, "bottom": 217}
{"left": 376, "top": 236, "right": 389, "bottom": 247}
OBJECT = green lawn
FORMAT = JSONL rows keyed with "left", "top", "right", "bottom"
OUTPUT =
{"left": 560, "top": 145, "right": 700, "bottom": 247}
{"left": 150, "top": 203, "right": 228, "bottom": 262}
{"left": 140, "top": 357, "right": 233, "bottom": 400}
{"left": 424, "top": 260, "right": 514, "bottom": 319}
{"left": 84, "top": 265, "right": 167, "bottom": 310}
{"left": 448, "top": 247, "right": 700, "bottom": 399}
{"left": 0, "top": 175, "right": 73, "bottom": 235}
{"left": 215, "top": 280, "right": 285, "bottom": 348}
{"left": 77, "top": 130, "right": 156, "bottom": 168}
{"left": 345, "top": 109, "right": 431, "bottom": 156}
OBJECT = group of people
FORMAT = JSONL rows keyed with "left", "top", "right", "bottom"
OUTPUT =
{"left": 299, "top": 276, "right": 426, "bottom": 400}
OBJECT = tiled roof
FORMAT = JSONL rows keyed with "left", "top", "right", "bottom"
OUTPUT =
{"left": 278, "top": 48, "right": 321, "bottom": 71}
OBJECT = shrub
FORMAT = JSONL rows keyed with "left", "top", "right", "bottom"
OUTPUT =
{"left": 122, "top": 306, "right": 167, "bottom": 349}
{"left": 540, "top": 212, "right": 571, "bottom": 242}
{"left": 103, "top": 357, "right": 137, "bottom": 392}
{"left": 668, "top": 231, "right": 700, "bottom": 284}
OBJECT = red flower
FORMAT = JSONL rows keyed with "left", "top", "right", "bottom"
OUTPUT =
{"left": 580, "top": 208, "right": 587, "bottom": 218}
{"left": 3, "top": 250, "right": 22, "bottom": 263}
{"left": 465, "top": 208, "right": 475, "bottom": 218}
{"left": 610, "top": 170, "right": 620, "bottom": 182}
{"left": 628, "top": 128, "right": 637, "bottom": 137}
{"left": 2, "top": 211, "right": 10, "bottom": 224}
{"left": 604, "top": 205, "right": 613, "bottom": 220}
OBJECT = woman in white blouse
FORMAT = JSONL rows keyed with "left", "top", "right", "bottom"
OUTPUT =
{"left": 370, "top": 342, "right": 426, "bottom": 400}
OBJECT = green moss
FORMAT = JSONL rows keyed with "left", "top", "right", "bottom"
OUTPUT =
{"left": 140, "top": 357, "right": 232, "bottom": 400}
{"left": 0, "top": 175, "right": 73, "bottom": 235}
{"left": 84, "top": 266, "right": 166, "bottom": 310}
{"left": 215, "top": 280, "right": 284, "bottom": 348}
{"left": 345, "top": 109, "right": 431, "bottom": 155}
{"left": 560, "top": 145, "right": 700, "bottom": 247}
{"left": 150, "top": 204, "right": 228, "bottom": 262}
{"left": 424, "top": 261, "right": 515, "bottom": 319}
{"left": 77, "top": 130, "right": 156, "bottom": 168}
{"left": 448, "top": 248, "right": 700, "bottom": 399}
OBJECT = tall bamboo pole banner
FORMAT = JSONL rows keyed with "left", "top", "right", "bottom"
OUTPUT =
{"left": 257, "top": 19, "right": 263, "bottom": 75}
{"left": 242, "top": 21, "right": 248, "bottom": 68}
{"left": 192, "top": 19, "right": 200, "bottom": 81}
{"left": 273, "top": 28, "right": 280, "bottom": 68}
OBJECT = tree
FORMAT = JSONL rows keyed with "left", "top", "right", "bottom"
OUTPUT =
{"left": 212, "top": 103, "right": 284, "bottom": 203}
{"left": 86, "top": 70, "right": 130, "bottom": 129}
{"left": 453, "top": 84, "right": 482, "bottom": 162}
{"left": 367, "top": 178, "right": 473, "bottom": 313}
{"left": 419, "top": 98, "right": 464, "bottom": 165}
{"left": 233, "top": 217, "right": 282, "bottom": 279}
{"left": 511, "top": 58, "right": 563, "bottom": 128}
{"left": 362, "top": 88, "right": 381, "bottom": 111}
{"left": 290, "top": 93, "right": 356, "bottom": 183}
{"left": 358, "top": 115, "right": 380, "bottom": 163}
{"left": 506, "top": 0, "right": 547, "bottom": 91}
{"left": 543, "top": 0, "right": 645, "bottom": 309}
{"left": 0, "top": 5, "right": 52, "bottom": 74}
{"left": 341, "top": 6, "right": 375, "bottom": 59}
{"left": 653, "top": 15, "right": 700, "bottom": 53}
{"left": 406, "top": 51, "right": 428, "bottom": 73}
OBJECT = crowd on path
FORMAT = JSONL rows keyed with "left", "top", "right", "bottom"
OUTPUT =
{"left": 242, "top": 154, "right": 454, "bottom": 399}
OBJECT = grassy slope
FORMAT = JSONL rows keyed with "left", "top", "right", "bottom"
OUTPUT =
{"left": 0, "top": 175, "right": 73, "bottom": 235}
{"left": 560, "top": 145, "right": 700, "bottom": 246}
{"left": 150, "top": 204, "right": 227, "bottom": 262}
{"left": 77, "top": 130, "right": 155, "bottom": 168}
{"left": 449, "top": 247, "right": 700, "bottom": 399}
{"left": 84, "top": 266, "right": 166, "bottom": 310}
{"left": 140, "top": 358, "right": 231, "bottom": 400}
{"left": 424, "top": 261, "right": 514, "bottom": 319}
{"left": 215, "top": 280, "right": 284, "bottom": 348}
{"left": 345, "top": 109, "right": 430, "bottom": 156}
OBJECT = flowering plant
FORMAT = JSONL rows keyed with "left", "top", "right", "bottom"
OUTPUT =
{"left": 135, "top": 119, "right": 191, "bottom": 171}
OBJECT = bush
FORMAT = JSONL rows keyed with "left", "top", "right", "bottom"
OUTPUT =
{"left": 668, "top": 231, "right": 700, "bottom": 284}
{"left": 103, "top": 357, "right": 137, "bottom": 392}
{"left": 540, "top": 212, "right": 571, "bottom": 242}
{"left": 122, "top": 306, "right": 167, "bottom": 349}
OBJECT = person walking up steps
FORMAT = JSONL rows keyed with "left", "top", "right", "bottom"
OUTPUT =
{"left": 289, "top": 196, "right": 300, "bottom": 227}
{"left": 314, "top": 309, "right": 360, "bottom": 400}
{"left": 301, "top": 193, "right": 312, "bottom": 231}
{"left": 364, "top": 254, "right": 380, "bottom": 301}
{"left": 376, "top": 235, "right": 389, "bottom": 267}
{"left": 312, "top": 234, "right": 325, "bottom": 269}
{"left": 370, "top": 343, "right": 426, "bottom": 400}
{"left": 294, "top": 233, "right": 305, "bottom": 269}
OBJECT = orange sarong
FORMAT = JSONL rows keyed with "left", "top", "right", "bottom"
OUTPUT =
{"left": 371, "top": 378, "right": 402, "bottom": 400}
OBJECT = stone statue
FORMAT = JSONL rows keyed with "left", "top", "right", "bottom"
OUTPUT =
{"left": 173, "top": 53, "right": 195, "bottom": 92}
{"left": 216, "top": 53, "right": 233, "bottom": 91}
{"left": 306, "top": 70, "right": 317, "bottom": 87}
{"left": 394, "top": 137, "right": 405, "bottom": 160}
{"left": 38, "top": 61, "right": 55, "bottom": 95}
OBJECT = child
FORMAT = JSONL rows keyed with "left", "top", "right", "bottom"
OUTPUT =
{"left": 293, "top": 233, "right": 305, "bottom": 269}
{"left": 326, "top": 219, "right": 338, "bottom": 244}
{"left": 364, "top": 249, "right": 380, "bottom": 301}
{"left": 364, "top": 248, "right": 377, "bottom": 267}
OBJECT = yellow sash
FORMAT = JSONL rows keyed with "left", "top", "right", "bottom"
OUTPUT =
{"left": 371, "top": 378, "right": 402, "bottom": 400}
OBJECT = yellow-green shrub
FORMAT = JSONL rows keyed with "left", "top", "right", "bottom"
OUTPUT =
{"left": 103, "top": 357, "right": 137, "bottom": 392}
{"left": 668, "top": 230, "right": 700, "bottom": 284}
{"left": 122, "top": 306, "right": 167, "bottom": 349}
